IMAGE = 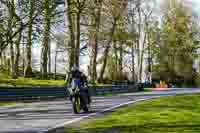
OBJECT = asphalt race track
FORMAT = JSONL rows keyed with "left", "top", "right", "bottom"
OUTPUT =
{"left": 0, "top": 88, "right": 199, "bottom": 133}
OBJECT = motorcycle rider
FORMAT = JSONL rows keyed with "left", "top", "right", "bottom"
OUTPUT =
{"left": 68, "top": 65, "right": 91, "bottom": 104}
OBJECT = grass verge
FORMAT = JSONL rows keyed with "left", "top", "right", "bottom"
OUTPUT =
{"left": 0, "top": 102, "right": 17, "bottom": 106}
{"left": 0, "top": 70, "right": 65, "bottom": 87}
{"left": 143, "top": 88, "right": 153, "bottom": 92}
{"left": 0, "top": 77, "right": 65, "bottom": 87}
{"left": 66, "top": 94, "right": 200, "bottom": 133}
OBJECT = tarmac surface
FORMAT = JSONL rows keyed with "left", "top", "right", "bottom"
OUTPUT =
{"left": 0, "top": 88, "right": 199, "bottom": 133}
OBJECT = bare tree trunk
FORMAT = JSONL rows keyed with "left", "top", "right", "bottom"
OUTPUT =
{"left": 147, "top": 30, "right": 152, "bottom": 83}
{"left": 41, "top": 31, "right": 50, "bottom": 79}
{"left": 99, "top": 18, "right": 117, "bottom": 82}
{"left": 0, "top": 49, "right": 3, "bottom": 67}
{"left": 89, "top": 0, "right": 103, "bottom": 83}
{"left": 75, "top": 13, "right": 80, "bottom": 67}
{"left": 99, "top": 44, "right": 110, "bottom": 82}
{"left": 41, "top": 0, "right": 51, "bottom": 79}
{"left": 22, "top": 36, "right": 25, "bottom": 73}
{"left": 98, "top": 0, "right": 127, "bottom": 82}
{"left": 7, "top": 58, "right": 10, "bottom": 75}
{"left": 129, "top": 1, "right": 136, "bottom": 82}
{"left": 131, "top": 41, "right": 135, "bottom": 81}
{"left": 89, "top": 35, "right": 94, "bottom": 80}
{"left": 24, "top": 0, "right": 34, "bottom": 77}
{"left": 0, "top": 50, "right": 2, "bottom": 67}
{"left": 6, "top": 1, "right": 15, "bottom": 78}
{"left": 65, "top": 0, "right": 76, "bottom": 82}
{"left": 90, "top": 31, "right": 98, "bottom": 83}
{"left": 113, "top": 41, "right": 118, "bottom": 80}
{"left": 2, "top": 52, "right": 6, "bottom": 67}
{"left": 10, "top": 43, "right": 15, "bottom": 78}
{"left": 11, "top": 0, "right": 22, "bottom": 79}
{"left": 54, "top": 51, "right": 57, "bottom": 80}
{"left": 136, "top": 0, "right": 141, "bottom": 82}
{"left": 13, "top": 24, "right": 22, "bottom": 78}
{"left": 48, "top": 40, "right": 51, "bottom": 74}
{"left": 74, "top": 0, "right": 87, "bottom": 67}
{"left": 119, "top": 42, "right": 123, "bottom": 80}
{"left": 8, "top": 11, "right": 15, "bottom": 78}
{"left": 139, "top": 34, "right": 147, "bottom": 82}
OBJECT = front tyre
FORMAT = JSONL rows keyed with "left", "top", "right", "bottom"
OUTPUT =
{"left": 72, "top": 97, "right": 80, "bottom": 114}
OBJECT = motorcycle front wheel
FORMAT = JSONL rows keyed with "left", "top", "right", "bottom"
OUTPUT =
{"left": 72, "top": 96, "right": 81, "bottom": 114}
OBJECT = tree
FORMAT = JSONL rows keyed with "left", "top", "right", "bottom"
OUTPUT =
{"left": 65, "top": 0, "right": 76, "bottom": 82}
{"left": 40, "top": 0, "right": 63, "bottom": 79}
{"left": 126, "top": 0, "right": 156, "bottom": 82}
{"left": 88, "top": 0, "right": 103, "bottom": 83}
{"left": 0, "top": 0, "right": 24, "bottom": 78}
{"left": 40, "top": 0, "right": 51, "bottom": 79}
{"left": 23, "top": 0, "right": 43, "bottom": 77}
{"left": 65, "top": 0, "right": 87, "bottom": 82}
{"left": 98, "top": 0, "right": 128, "bottom": 82}
{"left": 12, "top": 1, "right": 23, "bottom": 78}
{"left": 152, "top": 0, "right": 199, "bottom": 86}
{"left": 24, "top": 0, "right": 35, "bottom": 77}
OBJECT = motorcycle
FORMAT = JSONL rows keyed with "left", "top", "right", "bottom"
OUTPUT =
{"left": 70, "top": 79, "right": 89, "bottom": 114}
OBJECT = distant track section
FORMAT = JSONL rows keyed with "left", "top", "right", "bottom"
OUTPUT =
{"left": 0, "top": 85, "right": 142, "bottom": 101}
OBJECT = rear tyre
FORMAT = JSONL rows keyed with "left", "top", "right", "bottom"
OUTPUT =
{"left": 82, "top": 96, "right": 89, "bottom": 113}
{"left": 83, "top": 105, "right": 89, "bottom": 112}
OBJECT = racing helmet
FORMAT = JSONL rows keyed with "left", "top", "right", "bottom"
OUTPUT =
{"left": 72, "top": 65, "right": 79, "bottom": 71}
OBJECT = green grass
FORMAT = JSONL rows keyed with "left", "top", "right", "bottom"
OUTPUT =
{"left": 66, "top": 94, "right": 200, "bottom": 133}
{"left": 0, "top": 102, "right": 17, "bottom": 106}
{"left": 0, "top": 77, "right": 65, "bottom": 87}
{"left": 0, "top": 71, "right": 65, "bottom": 87}
{"left": 88, "top": 83, "right": 112, "bottom": 86}
{"left": 143, "top": 88, "right": 153, "bottom": 92}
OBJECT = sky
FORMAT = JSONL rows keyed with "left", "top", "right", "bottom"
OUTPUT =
{"left": 186, "top": 0, "right": 200, "bottom": 8}
{"left": 158, "top": 0, "right": 200, "bottom": 13}
{"left": 181, "top": 0, "right": 200, "bottom": 14}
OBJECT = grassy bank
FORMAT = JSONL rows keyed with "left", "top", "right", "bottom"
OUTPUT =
{"left": 0, "top": 77, "right": 65, "bottom": 87}
{"left": 0, "top": 102, "right": 17, "bottom": 106}
{"left": 0, "top": 70, "right": 65, "bottom": 87}
{"left": 0, "top": 67, "right": 65, "bottom": 87}
{"left": 67, "top": 94, "right": 200, "bottom": 133}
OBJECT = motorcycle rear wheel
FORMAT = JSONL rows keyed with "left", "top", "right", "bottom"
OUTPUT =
{"left": 82, "top": 96, "right": 89, "bottom": 112}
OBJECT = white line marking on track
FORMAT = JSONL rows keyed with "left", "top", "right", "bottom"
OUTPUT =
{"left": 40, "top": 98, "right": 150, "bottom": 133}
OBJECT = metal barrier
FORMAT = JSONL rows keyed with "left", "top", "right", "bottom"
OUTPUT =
{"left": 0, "top": 84, "right": 142, "bottom": 101}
